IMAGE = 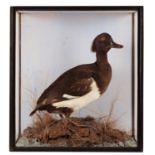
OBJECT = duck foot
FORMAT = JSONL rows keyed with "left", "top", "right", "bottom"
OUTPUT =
{"left": 48, "top": 119, "right": 59, "bottom": 127}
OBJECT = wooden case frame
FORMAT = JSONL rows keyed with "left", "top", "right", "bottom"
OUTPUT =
{"left": 10, "top": 6, "right": 143, "bottom": 152}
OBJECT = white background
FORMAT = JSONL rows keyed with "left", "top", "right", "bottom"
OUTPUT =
{"left": 20, "top": 11, "right": 132, "bottom": 132}
{"left": 0, "top": 0, "right": 154, "bottom": 155}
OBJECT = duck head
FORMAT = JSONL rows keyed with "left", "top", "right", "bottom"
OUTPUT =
{"left": 92, "top": 33, "right": 123, "bottom": 53}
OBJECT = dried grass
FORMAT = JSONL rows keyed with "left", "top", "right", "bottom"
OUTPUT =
{"left": 23, "top": 113, "right": 130, "bottom": 147}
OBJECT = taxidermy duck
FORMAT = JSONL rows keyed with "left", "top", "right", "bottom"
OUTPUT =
{"left": 30, "top": 33, "right": 123, "bottom": 118}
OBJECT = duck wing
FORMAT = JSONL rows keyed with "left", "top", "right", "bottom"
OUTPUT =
{"left": 63, "top": 77, "right": 93, "bottom": 97}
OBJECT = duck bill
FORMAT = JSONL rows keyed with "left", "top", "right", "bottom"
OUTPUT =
{"left": 111, "top": 41, "right": 123, "bottom": 48}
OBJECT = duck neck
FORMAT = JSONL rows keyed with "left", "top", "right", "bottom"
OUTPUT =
{"left": 96, "top": 51, "right": 109, "bottom": 67}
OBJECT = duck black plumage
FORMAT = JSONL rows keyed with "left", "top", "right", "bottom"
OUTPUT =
{"left": 30, "top": 33, "right": 123, "bottom": 117}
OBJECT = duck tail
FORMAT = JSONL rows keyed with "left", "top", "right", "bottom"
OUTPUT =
{"left": 29, "top": 108, "right": 37, "bottom": 116}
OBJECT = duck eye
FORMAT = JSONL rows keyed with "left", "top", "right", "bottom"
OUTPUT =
{"left": 101, "top": 37, "right": 106, "bottom": 41}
